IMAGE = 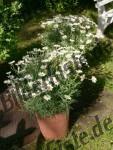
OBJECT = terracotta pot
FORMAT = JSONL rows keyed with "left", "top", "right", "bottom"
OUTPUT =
{"left": 36, "top": 112, "right": 69, "bottom": 140}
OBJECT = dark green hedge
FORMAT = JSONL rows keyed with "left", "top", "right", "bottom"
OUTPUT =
{"left": 18, "top": 0, "right": 78, "bottom": 17}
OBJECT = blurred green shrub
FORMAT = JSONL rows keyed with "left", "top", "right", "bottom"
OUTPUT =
{"left": 0, "top": 1, "right": 22, "bottom": 63}
{"left": 19, "top": 0, "right": 78, "bottom": 16}
{"left": 43, "top": 0, "right": 78, "bottom": 12}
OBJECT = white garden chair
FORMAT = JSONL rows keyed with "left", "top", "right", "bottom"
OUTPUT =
{"left": 94, "top": 0, "right": 113, "bottom": 38}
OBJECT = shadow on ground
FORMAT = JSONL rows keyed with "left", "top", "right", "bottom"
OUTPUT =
{"left": 69, "top": 77, "right": 105, "bottom": 129}
{"left": 0, "top": 119, "right": 36, "bottom": 150}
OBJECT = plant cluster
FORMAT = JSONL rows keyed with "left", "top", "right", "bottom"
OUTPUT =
{"left": 0, "top": 1, "right": 22, "bottom": 62}
{"left": 4, "top": 15, "right": 97, "bottom": 118}
{"left": 40, "top": 15, "right": 97, "bottom": 54}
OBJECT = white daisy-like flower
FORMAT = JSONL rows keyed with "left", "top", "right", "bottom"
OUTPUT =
{"left": 52, "top": 77, "right": 59, "bottom": 86}
{"left": 86, "top": 25, "right": 90, "bottom": 29}
{"left": 73, "top": 22, "right": 80, "bottom": 26}
{"left": 70, "top": 18, "right": 75, "bottom": 22}
{"left": 53, "top": 44, "right": 60, "bottom": 48}
{"left": 8, "top": 75, "right": 14, "bottom": 80}
{"left": 37, "top": 79, "right": 43, "bottom": 83}
{"left": 40, "top": 65, "right": 47, "bottom": 69}
{"left": 42, "top": 59, "right": 50, "bottom": 63}
{"left": 18, "top": 78, "right": 24, "bottom": 81}
{"left": 43, "top": 95, "right": 51, "bottom": 101}
{"left": 79, "top": 45, "right": 85, "bottom": 50}
{"left": 43, "top": 46, "right": 48, "bottom": 50}
{"left": 46, "top": 20, "right": 54, "bottom": 25}
{"left": 60, "top": 31, "right": 64, "bottom": 35}
{"left": 28, "top": 81, "right": 34, "bottom": 88}
{"left": 62, "top": 35, "right": 67, "bottom": 40}
{"left": 37, "top": 90, "right": 41, "bottom": 95}
{"left": 44, "top": 80, "right": 53, "bottom": 91}
{"left": 80, "top": 26, "right": 86, "bottom": 30}
{"left": 24, "top": 92, "right": 29, "bottom": 96}
{"left": 65, "top": 70, "right": 70, "bottom": 75}
{"left": 65, "top": 53, "right": 72, "bottom": 59}
{"left": 32, "top": 93, "right": 37, "bottom": 98}
{"left": 62, "top": 72, "right": 68, "bottom": 79}
{"left": 4, "top": 80, "right": 11, "bottom": 84}
{"left": 56, "top": 71, "right": 61, "bottom": 75}
{"left": 38, "top": 72, "right": 46, "bottom": 77}
{"left": 70, "top": 39, "right": 74, "bottom": 43}
{"left": 80, "top": 74, "right": 85, "bottom": 81}
{"left": 24, "top": 74, "right": 32, "bottom": 80}
{"left": 47, "top": 83, "right": 53, "bottom": 91}
{"left": 19, "top": 88, "right": 23, "bottom": 95}
{"left": 41, "top": 24, "right": 46, "bottom": 29}
{"left": 86, "top": 33, "right": 93, "bottom": 37}
{"left": 53, "top": 24, "right": 59, "bottom": 29}
{"left": 76, "top": 70, "right": 83, "bottom": 74}
{"left": 33, "top": 48, "right": 39, "bottom": 52}
{"left": 64, "top": 95, "right": 71, "bottom": 100}
{"left": 75, "top": 54, "right": 81, "bottom": 59}
{"left": 16, "top": 60, "right": 24, "bottom": 66}
{"left": 91, "top": 76, "right": 97, "bottom": 83}
{"left": 6, "top": 71, "right": 11, "bottom": 75}
{"left": 9, "top": 60, "right": 15, "bottom": 65}
{"left": 86, "top": 39, "right": 92, "bottom": 44}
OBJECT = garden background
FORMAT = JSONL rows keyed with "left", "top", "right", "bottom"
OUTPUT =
{"left": 0, "top": 0, "right": 113, "bottom": 149}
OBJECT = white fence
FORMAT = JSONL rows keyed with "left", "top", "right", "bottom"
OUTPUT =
{"left": 94, "top": 0, "right": 113, "bottom": 38}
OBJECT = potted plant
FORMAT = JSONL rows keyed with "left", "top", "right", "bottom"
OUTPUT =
{"left": 4, "top": 15, "right": 97, "bottom": 140}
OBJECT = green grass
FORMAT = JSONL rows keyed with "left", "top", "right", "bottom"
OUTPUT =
{"left": 24, "top": 123, "right": 113, "bottom": 150}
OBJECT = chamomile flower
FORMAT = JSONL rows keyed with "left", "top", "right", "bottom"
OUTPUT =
{"left": 28, "top": 81, "right": 34, "bottom": 88}
{"left": 79, "top": 45, "right": 85, "bottom": 50}
{"left": 46, "top": 83, "right": 53, "bottom": 91}
{"left": 9, "top": 60, "right": 15, "bottom": 65}
{"left": 52, "top": 77, "right": 59, "bottom": 86}
{"left": 43, "top": 95, "right": 51, "bottom": 101}
{"left": 38, "top": 72, "right": 46, "bottom": 77}
{"left": 76, "top": 70, "right": 83, "bottom": 74}
{"left": 32, "top": 93, "right": 37, "bottom": 98}
{"left": 70, "top": 39, "right": 74, "bottom": 43}
{"left": 62, "top": 35, "right": 67, "bottom": 40}
{"left": 80, "top": 74, "right": 85, "bottom": 81}
{"left": 86, "top": 39, "right": 92, "bottom": 44}
{"left": 91, "top": 76, "right": 97, "bottom": 83}
{"left": 24, "top": 74, "right": 32, "bottom": 80}
{"left": 16, "top": 60, "right": 24, "bottom": 66}
{"left": 53, "top": 24, "right": 59, "bottom": 29}
{"left": 56, "top": 71, "right": 61, "bottom": 75}
{"left": 64, "top": 95, "right": 71, "bottom": 100}
{"left": 4, "top": 80, "right": 11, "bottom": 84}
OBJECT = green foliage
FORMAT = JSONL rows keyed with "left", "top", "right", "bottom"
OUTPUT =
{"left": 0, "top": 1, "right": 22, "bottom": 63}
{"left": 44, "top": 0, "right": 78, "bottom": 12}
{"left": 19, "top": 0, "right": 78, "bottom": 16}
{"left": 23, "top": 76, "right": 80, "bottom": 117}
